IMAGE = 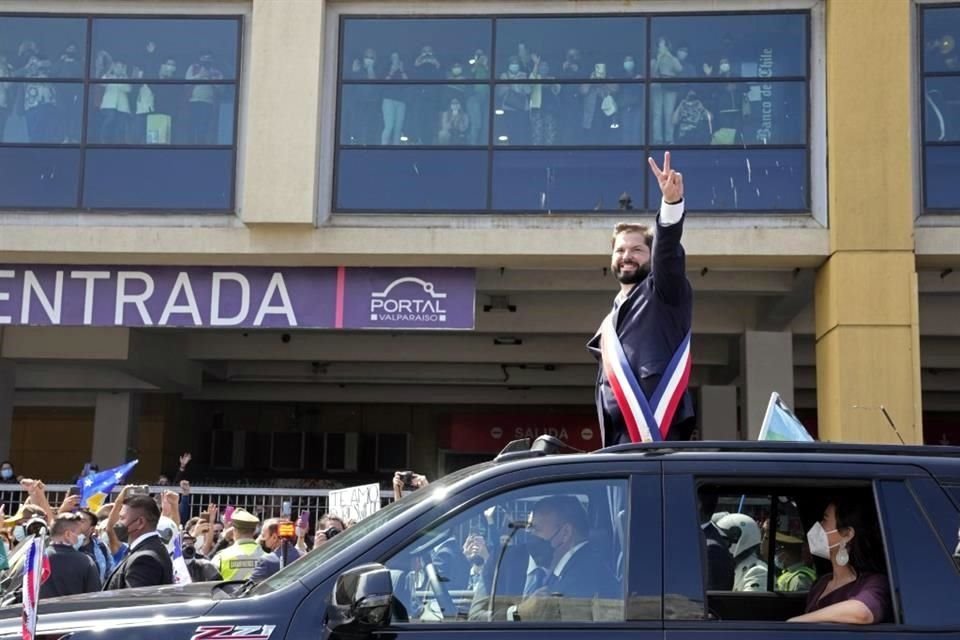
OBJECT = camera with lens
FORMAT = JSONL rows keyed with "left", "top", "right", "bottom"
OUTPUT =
{"left": 397, "top": 470, "right": 416, "bottom": 490}
{"left": 321, "top": 526, "right": 341, "bottom": 541}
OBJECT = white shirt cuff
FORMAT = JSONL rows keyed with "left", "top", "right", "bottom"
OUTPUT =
{"left": 659, "top": 198, "right": 685, "bottom": 226}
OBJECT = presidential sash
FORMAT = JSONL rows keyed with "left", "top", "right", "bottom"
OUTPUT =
{"left": 600, "top": 312, "right": 692, "bottom": 443}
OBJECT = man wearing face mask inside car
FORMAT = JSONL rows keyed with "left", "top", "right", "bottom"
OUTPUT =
{"left": 514, "top": 496, "right": 618, "bottom": 622}
{"left": 103, "top": 494, "right": 173, "bottom": 590}
{"left": 40, "top": 513, "right": 101, "bottom": 599}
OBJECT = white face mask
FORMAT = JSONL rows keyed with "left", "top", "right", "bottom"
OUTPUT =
{"left": 806, "top": 522, "right": 840, "bottom": 559}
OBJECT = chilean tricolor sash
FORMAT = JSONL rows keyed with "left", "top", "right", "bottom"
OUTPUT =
{"left": 600, "top": 312, "right": 692, "bottom": 443}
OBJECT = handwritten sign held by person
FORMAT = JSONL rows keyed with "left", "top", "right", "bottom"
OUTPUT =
{"left": 328, "top": 483, "right": 381, "bottom": 523}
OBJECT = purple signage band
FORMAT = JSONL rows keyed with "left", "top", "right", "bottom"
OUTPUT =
{"left": 0, "top": 266, "right": 475, "bottom": 330}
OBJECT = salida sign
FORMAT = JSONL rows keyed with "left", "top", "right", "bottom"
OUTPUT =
{"left": 0, "top": 266, "right": 475, "bottom": 330}
{"left": 446, "top": 413, "right": 602, "bottom": 452}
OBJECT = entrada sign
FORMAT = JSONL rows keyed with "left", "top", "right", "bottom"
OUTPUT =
{"left": 0, "top": 266, "right": 475, "bottom": 330}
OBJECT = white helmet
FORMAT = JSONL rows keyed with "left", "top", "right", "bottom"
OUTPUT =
{"left": 156, "top": 516, "right": 179, "bottom": 555}
{"left": 715, "top": 513, "right": 762, "bottom": 558}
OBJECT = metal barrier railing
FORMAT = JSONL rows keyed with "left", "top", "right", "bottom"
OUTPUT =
{"left": 0, "top": 485, "right": 396, "bottom": 533}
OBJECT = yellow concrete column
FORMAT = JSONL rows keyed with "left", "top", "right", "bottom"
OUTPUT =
{"left": 815, "top": 0, "right": 921, "bottom": 444}
{"left": 240, "top": 0, "right": 325, "bottom": 225}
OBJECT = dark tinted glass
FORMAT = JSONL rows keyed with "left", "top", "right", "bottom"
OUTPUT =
{"left": 924, "top": 77, "right": 960, "bottom": 142}
{"left": 925, "top": 146, "right": 960, "bottom": 209}
{"left": 0, "top": 17, "right": 87, "bottom": 79}
{"left": 494, "top": 82, "right": 644, "bottom": 146}
{"left": 646, "top": 148, "right": 806, "bottom": 211}
{"left": 923, "top": 8, "right": 960, "bottom": 73}
{"left": 271, "top": 433, "right": 304, "bottom": 470}
{"left": 650, "top": 14, "right": 807, "bottom": 79}
{"left": 87, "top": 83, "right": 236, "bottom": 144}
{"left": 0, "top": 82, "right": 83, "bottom": 144}
{"left": 0, "top": 148, "right": 80, "bottom": 207}
{"left": 494, "top": 17, "right": 647, "bottom": 81}
{"left": 492, "top": 150, "right": 644, "bottom": 211}
{"left": 82, "top": 148, "right": 233, "bottom": 209}
{"left": 650, "top": 81, "right": 805, "bottom": 145}
{"left": 341, "top": 19, "right": 491, "bottom": 80}
{"left": 340, "top": 83, "right": 486, "bottom": 145}
{"left": 90, "top": 18, "right": 240, "bottom": 79}
{"left": 337, "top": 149, "right": 487, "bottom": 210}
{"left": 378, "top": 433, "right": 408, "bottom": 470}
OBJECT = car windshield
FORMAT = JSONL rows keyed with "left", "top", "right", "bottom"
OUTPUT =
{"left": 251, "top": 461, "right": 495, "bottom": 595}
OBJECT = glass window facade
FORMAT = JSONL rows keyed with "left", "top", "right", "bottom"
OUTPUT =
{"left": 921, "top": 5, "right": 960, "bottom": 211}
{"left": 335, "top": 12, "right": 810, "bottom": 213}
{"left": 0, "top": 15, "right": 241, "bottom": 211}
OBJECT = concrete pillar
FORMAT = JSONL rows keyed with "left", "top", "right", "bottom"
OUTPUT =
{"left": 92, "top": 392, "right": 139, "bottom": 468}
{"left": 241, "top": 0, "right": 325, "bottom": 224}
{"left": 0, "top": 359, "right": 14, "bottom": 463}
{"left": 698, "top": 385, "right": 739, "bottom": 441}
{"left": 816, "top": 0, "right": 921, "bottom": 444}
{"left": 741, "top": 331, "right": 794, "bottom": 440}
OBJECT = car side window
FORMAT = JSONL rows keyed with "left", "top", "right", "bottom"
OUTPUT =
{"left": 382, "top": 478, "right": 628, "bottom": 624}
{"left": 698, "top": 482, "right": 895, "bottom": 624}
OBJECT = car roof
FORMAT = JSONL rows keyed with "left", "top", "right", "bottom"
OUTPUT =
{"left": 476, "top": 439, "right": 960, "bottom": 486}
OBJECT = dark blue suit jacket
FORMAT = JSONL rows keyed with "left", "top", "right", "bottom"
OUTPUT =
{"left": 588, "top": 212, "right": 694, "bottom": 446}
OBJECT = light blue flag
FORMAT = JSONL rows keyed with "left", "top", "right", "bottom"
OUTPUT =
{"left": 79, "top": 460, "right": 139, "bottom": 510}
{"left": 758, "top": 392, "right": 814, "bottom": 442}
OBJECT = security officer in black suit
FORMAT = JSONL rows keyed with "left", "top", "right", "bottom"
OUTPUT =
{"left": 103, "top": 494, "right": 173, "bottom": 590}
{"left": 588, "top": 151, "right": 695, "bottom": 445}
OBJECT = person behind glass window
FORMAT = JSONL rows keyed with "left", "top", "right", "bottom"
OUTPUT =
{"left": 715, "top": 513, "right": 768, "bottom": 592}
{"left": 55, "top": 43, "right": 83, "bottom": 142}
{"left": 675, "top": 43, "right": 697, "bottom": 77}
{"left": 438, "top": 97, "right": 469, "bottom": 145}
{"left": 0, "top": 54, "right": 12, "bottom": 143}
{"left": 467, "top": 50, "right": 490, "bottom": 144}
{"left": 185, "top": 51, "right": 223, "bottom": 144}
{"left": 788, "top": 497, "right": 891, "bottom": 624}
{"left": 497, "top": 55, "right": 531, "bottom": 145}
{"left": 673, "top": 89, "right": 712, "bottom": 144}
{"left": 529, "top": 56, "right": 561, "bottom": 145}
{"left": 443, "top": 61, "right": 469, "bottom": 120}
{"left": 381, "top": 52, "right": 408, "bottom": 145}
{"left": 650, "top": 37, "right": 682, "bottom": 144}
{"left": 99, "top": 60, "right": 132, "bottom": 144}
{"left": 23, "top": 55, "right": 59, "bottom": 144}
{"left": 579, "top": 62, "right": 618, "bottom": 144}
{"left": 619, "top": 55, "right": 644, "bottom": 144}
{"left": 559, "top": 48, "right": 584, "bottom": 144}
{"left": 411, "top": 45, "right": 442, "bottom": 144}
{"left": 775, "top": 535, "right": 817, "bottom": 592}
{"left": 344, "top": 49, "right": 379, "bottom": 145}
{"left": 517, "top": 42, "right": 533, "bottom": 73}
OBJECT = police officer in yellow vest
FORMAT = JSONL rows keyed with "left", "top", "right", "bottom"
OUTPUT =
{"left": 774, "top": 533, "right": 816, "bottom": 592}
{"left": 211, "top": 509, "right": 265, "bottom": 582}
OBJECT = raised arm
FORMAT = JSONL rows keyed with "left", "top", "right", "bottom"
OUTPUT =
{"left": 647, "top": 152, "right": 690, "bottom": 305}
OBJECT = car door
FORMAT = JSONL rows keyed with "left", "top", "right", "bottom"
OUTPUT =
{"left": 294, "top": 459, "right": 664, "bottom": 640}
{"left": 661, "top": 457, "right": 960, "bottom": 640}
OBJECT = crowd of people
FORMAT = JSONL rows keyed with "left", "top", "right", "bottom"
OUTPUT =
{"left": 342, "top": 37, "right": 755, "bottom": 147}
{"left": 0, "top": 454, "right": 358, "bottom": 602}
{"left": 0, "top": 38, "right": 228, "bottom": 145}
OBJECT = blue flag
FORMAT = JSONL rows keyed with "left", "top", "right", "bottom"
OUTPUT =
{"left": 758, "top": 392, "right": 814, "bottom": 442}
{"left": 79, "top": 460, "right": 139, "bottom": 510}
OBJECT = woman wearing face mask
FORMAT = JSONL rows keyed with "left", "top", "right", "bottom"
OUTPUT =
{"left": 0, "top": 461, "right": 17, "bottom": 483}
{"left": 437, "top": 97, "right": 469, "bottom": 145}
{"left": 788, "top": 498, "right": 891, "bottom": 624}
{"left": 579, "top": 62, "right": 618, "bottom": 144}
{"left": 381, "top": 52, "right": 408, "bottom": 145}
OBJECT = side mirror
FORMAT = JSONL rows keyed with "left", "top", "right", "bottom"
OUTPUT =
{"left": 327, "top": 563, "right": 394, "bottom": 636}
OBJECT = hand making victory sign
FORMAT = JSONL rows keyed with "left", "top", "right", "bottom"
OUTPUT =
{"left": 648, "top": 151, "right": 684, "bottom": 205}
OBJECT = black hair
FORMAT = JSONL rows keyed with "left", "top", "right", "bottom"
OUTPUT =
{"left": 77, "top": 508, "right": 98, "bottom": 527}
{"left": 124, "top": 494, "right": 161, "bottom": 529}
{"left": 51, "top": 513, "right": 84, "bottom": 538}
{"left": 533, "top": 495, "right": 590, "bottom": 538}
{"left": 830, "top": 495, "right": 887, "bottom": 575}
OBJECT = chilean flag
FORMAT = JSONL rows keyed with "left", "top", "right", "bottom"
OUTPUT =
{"left": 600, "top": 312, "right": 691, "bottom": 443}
{"left": 21, "top": 536, "right": 49, "bottom": 640}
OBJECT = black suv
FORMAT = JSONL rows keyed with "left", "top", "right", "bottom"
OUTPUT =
{"left": 0, "top": 440, "right": 958, "bottom": 640}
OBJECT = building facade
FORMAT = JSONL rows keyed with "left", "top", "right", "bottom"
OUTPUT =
{"left": 0, "top": 0, "right": 956, "bottom": 484}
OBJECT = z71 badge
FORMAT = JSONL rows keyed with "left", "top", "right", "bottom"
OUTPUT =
{"left": 191, "top": 625, "right": 277, "bottom": 640}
